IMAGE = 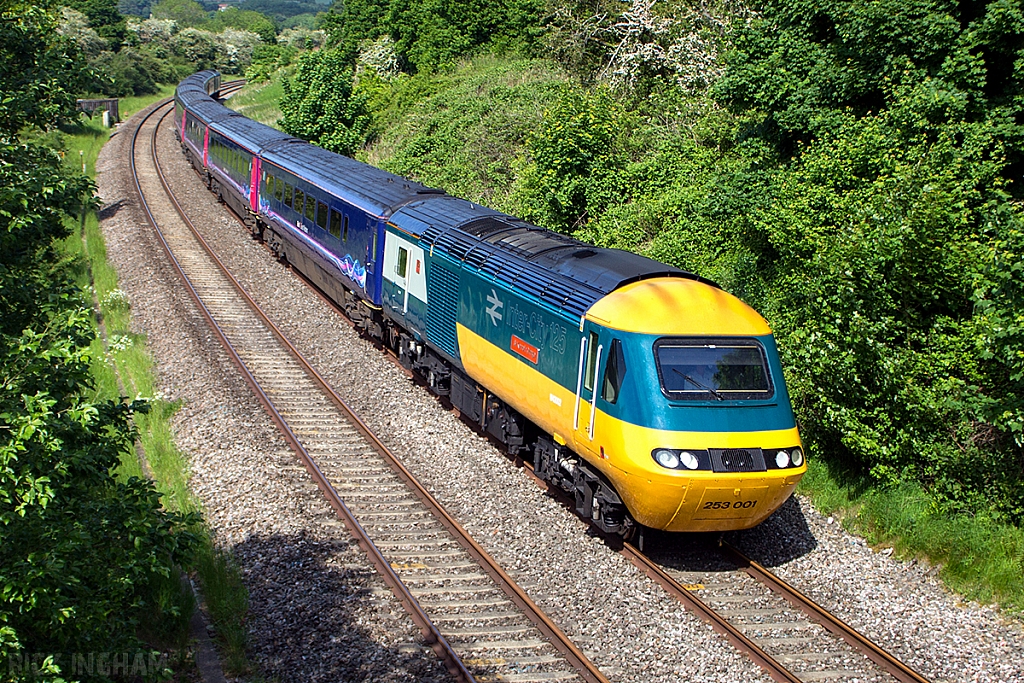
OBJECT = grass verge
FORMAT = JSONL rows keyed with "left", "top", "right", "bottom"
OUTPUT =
{"left": 226, "top": 73, "right": 286, "bottom": 127}
{"left": 58, "top": 88, "right": 254, "bottom": 674}
{"left": 798, "top": 457, "right": 1024, "bottom": 617}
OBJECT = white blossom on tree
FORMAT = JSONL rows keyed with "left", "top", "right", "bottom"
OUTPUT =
{"left": 58, "top": 7, "right": 108, "bottom": 57}
{"left": 600, "top": 0, "right": 754, "bottom": 92}
{"left": 357, "top": 35, "right": 400, "bottom": 81}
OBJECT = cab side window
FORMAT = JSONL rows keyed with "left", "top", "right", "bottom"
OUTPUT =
{"left": 601, "top": 339, "right": 626, "bottom": 404}
{"left": 583, "top": 331, "right": 599, "bottom": 392}
{"left": 396, "top": 247, "right": 408, "bottom": 278}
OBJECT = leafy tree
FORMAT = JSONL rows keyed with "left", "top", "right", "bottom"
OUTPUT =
{"left": 1, "top": 3, "right": 199, "bottom": 678}
{"left": 516, "top": 86, "right": 628, "bottom": 230}
{"left": 280, "top": 47, "right": 370, "bottom": 154}
{"left": 171, "top": 25, "right": 218, "bottom": 66}
{"left": 238, "top": 0, "right": 324, "bottom": 22}
{"left": 63, "top": 0, "right": 127, "bottom": 45}
{"left": 151, "top": 0, "right": 209, "bottom": 28}
{"left": 716, "top": 0, "right": 1024, "bottom": 176}
{"left": 385, "top": 0, "right": 544, "bottom": 72}
{"left": 117, "top": 0, "right": 152, "bottom": 18}
{"left": 319, "top": 0, "right": 389, "bottom": 63}
{"left": 701, "top": 0, "right": 1024, "bottom": 518}
{"left": 206, "top": 7, "right": 277, "bottom": 43}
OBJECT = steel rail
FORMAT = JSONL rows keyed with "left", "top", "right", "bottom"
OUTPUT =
{"left": 619, "top": 542, "right": 804, "bottom": 683}
{"left": 129, "top": 99, "right": 474, "bottom": 683}
{"left": 721, "top": 541, "right": 931, "bottom": 683}
{"left": 136, "top": 96, "right": 610, "bottom": 683}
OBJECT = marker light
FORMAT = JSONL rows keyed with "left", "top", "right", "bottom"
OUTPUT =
{"left": 680, "top": 451, "right": 699, "bottom": 470}
{"left": 791, "top": 447, "right": 804, "bottom": 467}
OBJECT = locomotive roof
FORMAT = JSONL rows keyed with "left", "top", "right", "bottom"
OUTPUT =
{"left": 391, "top": 197, "right": 715, "bottom": 320}
{"left": 209, "top": 115, "right": 292, "bottom": 154}
{"left": 263, "top": 143, "right": 442, "bottom": 218}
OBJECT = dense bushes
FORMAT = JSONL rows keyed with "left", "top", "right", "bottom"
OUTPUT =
{"left": 553, "top": 0, "right": 1024, "bottom": 522}
{"left": 1, "top": 3, "right": 199, "bottom": 679}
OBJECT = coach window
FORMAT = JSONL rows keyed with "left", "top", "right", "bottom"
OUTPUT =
{"left": 274, "top": 176, "right": 283, "bottom": 201}
{"left": 601, "top": 339, "right": 626, "bottom": 404}
{"left": 293, "top": 188, "right": 304, "bottom": 214}
{"left": 583, "top": 331, "right": 599, "bottom": 392}
{"left": 265, "top": 173, "right": 273, "bottom": 195}
{"left": 329, "top": 209, "right": 341, "bottom": 239}
{"left": 316, "top": 201, "right": 328, "bottom": 230}
{"left": 282, "top": 181, "right": 291, "bottom": 206}
{"left": 305, "top": 193, "right": 316, "bottom": 221}
{"left": 342, "top": 215, "right": 349, "bottom": 241}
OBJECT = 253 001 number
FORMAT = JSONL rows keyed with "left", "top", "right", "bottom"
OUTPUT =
{"left": 703, "top": 500, "right": 757, "bottom": 510}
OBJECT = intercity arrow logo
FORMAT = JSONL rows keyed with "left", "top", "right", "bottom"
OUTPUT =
{"left": 486, "top": 288, "right": 504, "bottom": 326}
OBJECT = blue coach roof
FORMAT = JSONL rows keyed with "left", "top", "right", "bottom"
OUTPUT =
{"left": 263, "top": 143, "right": 442, "bottom": 218}
{"left": 184, "top": 97, "right": 238, "bottom": 126}
{"left": 209, "top": 116, "right": 292, "bottom": 154}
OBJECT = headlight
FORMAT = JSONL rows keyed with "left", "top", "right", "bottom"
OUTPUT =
{"left": 791, "top": 447, "right": 804, "bottom": 467}
{"left": 775, "top": 450, "right": 790, "bottom": 468}
{"left": 679, "top": 451, "right": 699, "bottom": 470}
{"left": 653, "top": 449, "right": 680, "bottom": 469}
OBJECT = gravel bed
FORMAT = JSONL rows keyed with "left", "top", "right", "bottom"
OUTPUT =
{"left": 731, "top": 497, "right": 1024, "bottom": 683}
{"left": 95, "top": 104, "right": 455, "bottom": 683}
{"left": 104, "top": 101, "right": 1024, "bottom": 683}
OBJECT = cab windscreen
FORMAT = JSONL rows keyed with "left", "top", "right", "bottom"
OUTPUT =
{"left": 654, "top": 339, "right": 773, "bottom": 401}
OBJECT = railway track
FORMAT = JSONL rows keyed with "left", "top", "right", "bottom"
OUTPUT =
{"left": 130, "top": 94, "right": 609, "bottom": 683}
{"left": 128, "top": 90, "right": 936, "bottom": 683}
{"left": 624, "top": 535, "right": 933, "bottom": 683}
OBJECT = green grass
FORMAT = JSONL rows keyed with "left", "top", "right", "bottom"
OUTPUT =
{"left": 227, "top": 74, "right": 286, "bottom": 127}
{"left": 56, "top": 86, "right": 255, "bottom": 675}
{"left": 364, "top": 56, "right": 569, "bottom": 212}
{"left": 797, "top": 458, "right": 1024, "bottom": 616}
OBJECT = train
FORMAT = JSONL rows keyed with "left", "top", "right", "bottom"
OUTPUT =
{"left": 173, "top": 70, "right": 806, "bottom": 537}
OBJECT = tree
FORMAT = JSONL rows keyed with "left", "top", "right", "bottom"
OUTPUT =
{"left": 707, "top": 0, "right": 1024, "bottom": 519}
{"left": 206, "top": 7, "right": 277, "bottom": 44}
{"left": 1, "top": 3, "right": 199, "bottom": 678}
{"left": 63, "top": 0, "right": 127, "bottom": 44}
{"left": 279, "top": 48, "right": 370, "bottom": 154}
{"left": 151, "top": 0, "right": 208, "bottom": 28}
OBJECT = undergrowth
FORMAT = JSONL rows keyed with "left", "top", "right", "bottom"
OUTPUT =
{"left": 59, "top": 93, "right": 255, "bottom": 674}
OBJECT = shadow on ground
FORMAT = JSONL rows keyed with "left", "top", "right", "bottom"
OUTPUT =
{"left": 231, "top": 530, "right": 452, "bottom": 683}
{"left": 642, "top": 496, "right": 818, "bottom": 572}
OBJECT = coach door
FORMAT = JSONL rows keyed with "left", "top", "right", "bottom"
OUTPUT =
{"left": 382, "top": 232, "right": 426, "bottom": 327}
{"left": 573, "top": 323, "right": 603, "bottom": 456}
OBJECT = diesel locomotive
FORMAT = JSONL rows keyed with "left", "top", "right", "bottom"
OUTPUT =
{"left": 173, "top": 71, "right": 806, "bottom": 536}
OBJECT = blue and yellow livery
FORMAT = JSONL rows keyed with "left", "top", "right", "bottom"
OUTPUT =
{"left": 175, "top": 71, "right": 804, "bottom": 536}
